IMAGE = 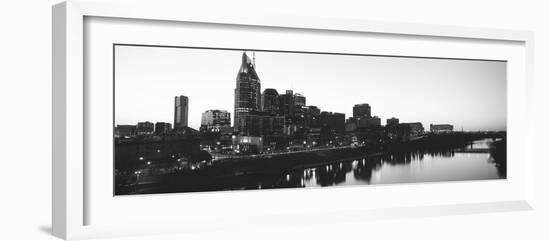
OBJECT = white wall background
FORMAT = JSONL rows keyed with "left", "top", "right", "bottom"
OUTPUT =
{"left": 0, "top": 0, "right": 548, "bottom": 240}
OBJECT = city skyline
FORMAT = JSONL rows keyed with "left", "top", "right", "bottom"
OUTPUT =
{"left": 114, "top": 45, "right": 506, "bottom": 131}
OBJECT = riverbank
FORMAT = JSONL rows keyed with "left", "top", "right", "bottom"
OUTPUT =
{"left": 115, "top": 135, "right": 506, "bottom": 195}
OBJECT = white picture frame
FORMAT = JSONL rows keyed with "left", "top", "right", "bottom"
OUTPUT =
{"left": 52, "top": 1, "right": 535, "bottom": 240}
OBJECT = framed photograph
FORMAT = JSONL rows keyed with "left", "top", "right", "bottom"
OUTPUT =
{"left": 53, "top": 0, "right": 535, "bottom": 240}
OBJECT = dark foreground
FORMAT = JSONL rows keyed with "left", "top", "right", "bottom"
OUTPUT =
{"left": 115, "top": 135, "right": 506, "bottom": 195}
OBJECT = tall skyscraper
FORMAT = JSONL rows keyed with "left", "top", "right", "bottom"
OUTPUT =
{"left": 353, "top": 103, "right": 371, "bottom": 118}
{"left": 234, "top": 52, "right": 261, "bottom": 131}
{"left": 174, "top": 95, "right": 189, "bottom": 128}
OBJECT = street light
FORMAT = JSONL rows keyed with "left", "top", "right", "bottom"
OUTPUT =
{"left": 134, "top": 170, "right": 142, "bottom": 192}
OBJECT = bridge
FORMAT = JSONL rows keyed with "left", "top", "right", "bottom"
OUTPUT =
{"left": 423, "top": 131, "right": 506, "bottom": 139}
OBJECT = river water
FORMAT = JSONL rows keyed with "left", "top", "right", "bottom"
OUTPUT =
{"left": 265, "top": 138, "right": 504, "bottom": 189}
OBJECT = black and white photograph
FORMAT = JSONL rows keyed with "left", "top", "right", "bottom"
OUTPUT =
{"left": 114, "top": 45, "right": 507, "bottom": 195}
{"left": 4, "top": 0, "right": 550, "bottom": 240}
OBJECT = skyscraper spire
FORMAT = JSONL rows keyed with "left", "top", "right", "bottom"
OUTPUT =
{"left": 234, "top": 51, "right": 262, "bottom": 131}
{"left": 253, "top": 52, "right": 256, "bottom": 67}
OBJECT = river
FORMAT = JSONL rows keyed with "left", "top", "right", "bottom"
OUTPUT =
{"left": 117, "top": 138, "right": 505, "bottom": 194}
{"left": 256, "top": 138, "right": 504, "bottom": 189}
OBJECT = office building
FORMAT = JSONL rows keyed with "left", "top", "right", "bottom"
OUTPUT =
{"left": 201, "top": 110, "right": 231, "bottom": 128}
{"left": 234, "top": 52, "right": 261, "bottom": 131}
{"left": 261, "top": 88, "right": 279, "bottom": 114}
{"left": 115, "top": 125, "right": 136, "bottom": 138}
{"left": 303, "top": 105, "right": 321, "bottom": 129}
{"left": 358, "top": 116, "right": 381, "bottom": 128}
{"left": 136, "top": 121, "right": 154, "bottom": 135}
{"left": 174, "top": 95, "right": 189, "bottom": 128}
{"left": 319, "top": 111, "right": 346, "bottom": 135}
{"left": 430, "top": 124, "right": 454, "bottom": 133}
{"left": 353, "top": 103, "right": 371, "bottom": 118}
{"left": 385, "top": 118, "right": 400, "bottom": 141}
{"left": 345, "top": 118, "right": 358, "bottom": 132}
{"left": 294, "top": 93, "right": 306, "bottom": 107}
{"left": 237, "top": 110, "right": 285, "bottom": 137}
{"left": 154, "top": 122, "right": 172, "bottom": 135}
{"left": 278, "top": 90, "right": 295, "bottom": 117}
{"left": 386, "top": 117, "right": 399, "bottom": 126}
{"left": 400, "top": 122, "right": 425, "bottom": 136}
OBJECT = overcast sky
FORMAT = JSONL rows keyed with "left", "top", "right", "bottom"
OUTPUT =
{"left": 114, "top": 45, "right": 506, "bottom": 131}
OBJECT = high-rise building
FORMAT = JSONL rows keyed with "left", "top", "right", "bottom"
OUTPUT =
{"left": 154, "top": 122, "right": 172, "bottom": 135}
{"left": 278, "top": 91, "right": 307, "bottom": 116}
{"left": 174, "top": 95, "right": 189, "bottom": 128}
{"left": 261, "top": 88, "right": 279, "bottom": 114}
{"left": 278, "top": 90, "right": 295, "bottom": 117}
{"left": 234, "top": 52, "right": 261, "bottom": 131}
{"left": 238, "top": 111, "right": 285, "bottom": 137}
{"left": 201, "top": 110, "right": 231, "bottom": 128}
{"left": 353, "top": 103, "right": 371, "bottom": 118}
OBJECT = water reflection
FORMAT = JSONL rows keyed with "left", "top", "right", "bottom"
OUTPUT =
{"left": 353, "top": 158, "right": 381, "bottom": 183}
{"left": 270, "top": 138, "right": 504, "bottom": 188}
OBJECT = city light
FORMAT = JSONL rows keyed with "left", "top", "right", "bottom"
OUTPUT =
{"left": 114, "top": 50, "right": 506, "bottom": 195}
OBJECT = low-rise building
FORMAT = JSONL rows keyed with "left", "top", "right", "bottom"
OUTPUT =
{"left": 232, "top": 135, "right": 263, "bottom": 154}
{"left": 430, "top": 124, "right": 453, "bottom": 133}
{"left": 115, "top": 125, "right": 137, "bottom": 138}
{"left": 136, "top": 121, "right": 154, "bottom": 135}
{"left": 386, "top": 117, "right": 399, "bottom": 126}
{"left": 154, "top": 122, "right": 172, "bottom": 135}
{"left": 201, "top": 110, "right": 231, "bottom": 130}
{"left": 399, "top": 122, "right": 424, "bottom": 137}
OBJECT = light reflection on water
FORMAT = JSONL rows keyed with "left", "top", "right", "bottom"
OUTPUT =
{"left": 466, "top": 138, "right": 501, "bottom": 149}
{"left": 270, "top": 139, "right": 503, "bottom": 188}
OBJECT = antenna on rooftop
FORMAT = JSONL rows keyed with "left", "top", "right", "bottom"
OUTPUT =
{"left": 253, "top": 52, "right": 256, "bottom": 67}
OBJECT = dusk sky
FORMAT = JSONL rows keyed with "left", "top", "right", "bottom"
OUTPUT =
{"left": 114, "top": 45, "right": 506, "bottom": 131}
